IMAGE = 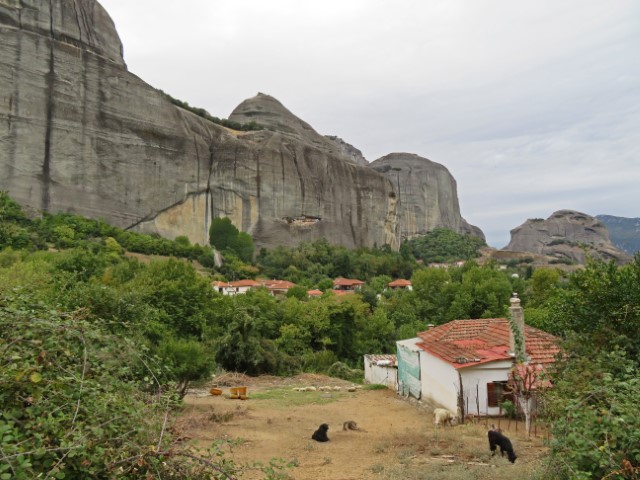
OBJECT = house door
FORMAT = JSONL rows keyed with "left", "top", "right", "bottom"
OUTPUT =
{"left": 397, "top": 344, "right": 421, "bottom": 399}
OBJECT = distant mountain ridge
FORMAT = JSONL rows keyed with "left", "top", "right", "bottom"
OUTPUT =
{"left": 596, "top": 215, "right": 640, "bottom": 255}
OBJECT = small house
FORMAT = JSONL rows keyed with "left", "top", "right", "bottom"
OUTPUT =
{"left": 364, "top": 354, "right": 398, "bottom": 389}
{"left": 333, "top": 277, "right": 365, "bottom": 291}
{"left": 212, "top": 279, "right": 261, "bottom": 296}
{"left": 260, "top": 279, "right": 296, "bottom": 297}
{"left": 388, "top": 279, "right": 412, "bottom": 291}
{"left": 396, "top": 295, "right": 559, "bottom": 416}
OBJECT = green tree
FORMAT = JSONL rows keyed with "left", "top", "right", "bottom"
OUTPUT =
{"left": 411, "top": 267, "right": 455, "bottom": 324}
{"left": 446, "top": 264, "right": 512, "bottom": 319}
{"left": 209, "top": 216, "right": 239, "bottom": 251}
{"left": 157, "top": 338, "right": 215, "bottom": 397}
{"left": 526, "top": 267, "right": 562, "bottom": 307}
{"left": 545, "top": 349, "right": 640, "bottom": 479}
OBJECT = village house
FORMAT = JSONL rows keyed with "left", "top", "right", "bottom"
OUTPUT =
{"left": 212, "top": 279, "right": 297, "bottom": 297}
{"left": 363, "top": 354, "right": 398, "bottom": 389}
{"left": 211, "top": 279, "right": 261, "bottom": 296}
{"left": 387, "top": 279, "right": 412, "bottom": 291}
{"left": 332, "top": 277, "right": 365, "bottom": 292}
{"left": 259, "top": 279, "right": 297, "bottom": 297}
{"left": 307, "top": 289, "right": 323, "bottom": 298}
{"left": 396, "top": 295, "right": 560, "bottom": 417}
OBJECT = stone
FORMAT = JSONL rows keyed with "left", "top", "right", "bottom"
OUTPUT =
{"left": 368, "top": 153, "right": 485, "bottom": 241}
{"left": 505, "top": 210, "right": 631, "bottom": 264}
{"left": 0, "top": 0, "right": 480, "bottom": 252}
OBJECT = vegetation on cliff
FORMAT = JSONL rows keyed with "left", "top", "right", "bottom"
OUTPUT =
{"left": 160, "top": 90, "right": 264, "bottom": 132}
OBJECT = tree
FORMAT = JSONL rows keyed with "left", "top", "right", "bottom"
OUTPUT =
{"left": 233, "top": 231, "right": 255, "bottom": 262}
{"left": 508, "top": 363, "right": 547, "bottom": 437}
{"left": 157, "top": 338, "right": 215, "bottom": 398}
{"left": 209, "top": 216, "right": 239, "bottom": 251}
{"left": 446, "top": 264, "right": 512, "bottom": 320}
{"left": 411, "top": 267, "right": 455, "bottom": 323}
{"left": 545, "top": 349, "right": 640, "bottom": 479}
{"left": 545, "top": 256, "right": 640, "bottom": 358}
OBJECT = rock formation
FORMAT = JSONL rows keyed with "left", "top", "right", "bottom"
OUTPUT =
{"left": 505, "top": 210, "right": 631, "bottom": 265}
{"left": 0, "top": 0, "right": 481, "bottom": 251}
{"left": 369, "top": 153, "right": 485, "bottom": 241}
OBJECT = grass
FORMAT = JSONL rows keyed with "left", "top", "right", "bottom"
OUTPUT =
{"left": 363, "top": 383, "right": 389, "bottom": 390}
{"left": 246, "top": 387, "right": 348, "bottom": 407}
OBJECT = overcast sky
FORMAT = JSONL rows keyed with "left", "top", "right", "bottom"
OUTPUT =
{"left": 99, "top": 0, "right": 639, "bottom": 247}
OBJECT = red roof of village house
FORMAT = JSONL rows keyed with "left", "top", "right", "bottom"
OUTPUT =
{"left": 228, "top": 279, "right": 261, "bottom": 288}
{"left": 333, "top": 277, "right": 365, "bottom": 287}
{"left": 388, "top": 279, "right": 412, "bottom": 287}
{"left": 415, "top": 318, "right": 560, "bottom": 369}
{"left": 307, "top": 289, "right": 323, "bottom": 296}
{"left": 260, "top": 280, "right": 296, "bottom": 289}
{"left": 211, "top": 281, "right": 229, "bottom": 287}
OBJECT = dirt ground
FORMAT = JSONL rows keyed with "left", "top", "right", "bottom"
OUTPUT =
{"left": 179, "top": 374, "right": 548, "bottom": 480}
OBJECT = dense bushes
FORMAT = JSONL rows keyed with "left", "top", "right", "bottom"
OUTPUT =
{"left": 405, "top": 227, "right": 486, "bottom": 263}
{"left": 0, "top": 292, "right": 178, "bottom": 478}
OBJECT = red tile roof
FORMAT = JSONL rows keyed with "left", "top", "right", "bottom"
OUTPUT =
{"left": 228, "top": 279, "right": 261, "bottom": 288}
{"left": 261, "top": 280, "right": 296, "bottom": 290}
{"left": 388, "top": 279, "right": 412, "bottom": 287}
{"left": 415, "top": 318, "right": 560, "bottom": 369}
{"left": 307, "top": 289, "right": 323, "bottom": 296}
{"left": 365, "top": 354, "right": 397, "bottom": 367}
{"left": 212, "top": 281, "right": 229, "bottom": 287}
{"left": 333, "top": 277, "right": 365, "bottom": 287}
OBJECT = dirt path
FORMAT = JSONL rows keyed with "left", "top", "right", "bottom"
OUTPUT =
{"left": 180, "top": 375, "right": 547, "bottom": 480}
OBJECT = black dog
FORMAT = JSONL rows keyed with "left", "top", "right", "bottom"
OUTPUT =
{"left": 311, "top": 423, "right": 329, "bottom": 442}
{"left": 488, "top": 429, "right": 517, "bottom": 463}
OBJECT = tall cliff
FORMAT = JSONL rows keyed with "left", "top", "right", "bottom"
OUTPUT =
{"left": 0, "top": 0, "right": 480, "bottom": 250}
{"left": 369, "top": 153, "right": 484, "bottom": 241}
{"left": 505, "top": 210, "right": 631, "bottom": 265}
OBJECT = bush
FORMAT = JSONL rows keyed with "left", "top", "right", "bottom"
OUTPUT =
{"left": 326, "top": 361, "right": 363, "bottom": 383}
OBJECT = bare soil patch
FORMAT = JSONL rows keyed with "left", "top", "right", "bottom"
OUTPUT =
{"left": 179, "top": 374, "right": 547, "bottom": 479}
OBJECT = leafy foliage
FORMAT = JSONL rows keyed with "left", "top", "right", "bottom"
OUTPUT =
{"left": 545, "top": 350, "right": 640, "bottom": 479}
{"left": 209, "top": 217, "right": 255, "bottom": 263}
{"left": 405, "top": 228, "right": 486, "bottom": 264}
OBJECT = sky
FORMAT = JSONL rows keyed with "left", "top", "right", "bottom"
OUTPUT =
{"left": 99, "top": 0, "right": 640, "bottom": 248}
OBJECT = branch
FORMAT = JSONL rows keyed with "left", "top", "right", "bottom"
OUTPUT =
{"left": 157, "top": 408, "right": 170, "bottom": 451}
{"left": 71, "top": 332, "right": 88, "bottom": 427}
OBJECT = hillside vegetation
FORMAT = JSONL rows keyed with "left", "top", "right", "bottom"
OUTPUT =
{"left": 1, "top": 192, "right": 639, "bottom": 479}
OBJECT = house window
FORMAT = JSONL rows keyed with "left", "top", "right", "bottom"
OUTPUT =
{"left": 487, "top": 381, "right": 511, "bottom": 407}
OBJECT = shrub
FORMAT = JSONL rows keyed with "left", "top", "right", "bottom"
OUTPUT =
{"left": 326, "top": 361, "right": 363, "bottom": 383}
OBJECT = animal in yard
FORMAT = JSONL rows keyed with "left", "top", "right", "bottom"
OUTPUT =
{"left": 311, "top": 423, "right": 330, "bottom": 442}
{"left": 433, "top": 408, "right": 456, "bottom": 427}
{"left": 343, "top": 420, "right": 365, "bottom": 432}
{"left": 488, "top": 427, "right": 517, "bottom": 463}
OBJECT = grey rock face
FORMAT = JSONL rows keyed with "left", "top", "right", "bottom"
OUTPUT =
{"left": 368, "top": 153, "right": 485, "bottom": 241}
{"left": 505, "top": 210, "right": 631, "bottom": 264}
{"left": 0, "top": 0, "right": 477, "bottom": 252}
{"left": 324, "top": 136, "right": 369, "bottom": 166}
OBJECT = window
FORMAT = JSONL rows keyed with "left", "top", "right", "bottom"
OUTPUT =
{"left": 487, "top": 381, "right": 512, "bottom": 407}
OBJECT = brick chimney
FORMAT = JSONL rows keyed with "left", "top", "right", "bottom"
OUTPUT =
{"left": 508, "top": 293, "right": 526, "bottom": 362}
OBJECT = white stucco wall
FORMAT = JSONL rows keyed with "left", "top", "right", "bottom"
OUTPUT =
{"left": 419, "top": 353, "right": 459, "bottom": 412}
{"left": 364, "top": 363, "right": 398, "bottom": 389}
{"left": 460, "top": 360, "right": 512, "bottom": 416}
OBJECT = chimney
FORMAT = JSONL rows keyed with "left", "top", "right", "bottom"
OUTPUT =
{"left": 508, "top": 293, "right": 526, "bottom": 362}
